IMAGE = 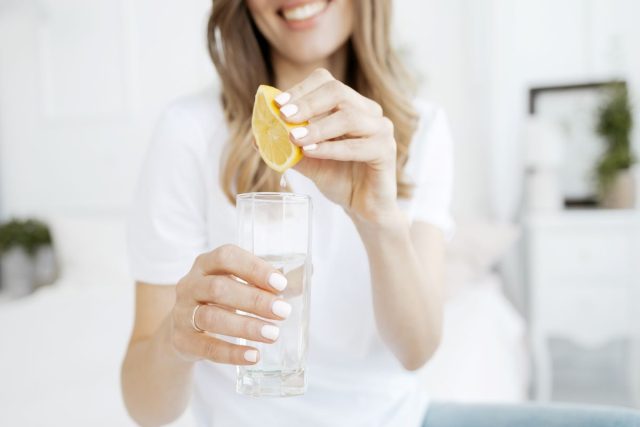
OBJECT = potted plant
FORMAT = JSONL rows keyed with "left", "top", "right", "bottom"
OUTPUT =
{"left": 0, "top": 218, "right": 57, "bottom": 297}
{"left": 594, "top": 82, "right": 636, "bottom": 209}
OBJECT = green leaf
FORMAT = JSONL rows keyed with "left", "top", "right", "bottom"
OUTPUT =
{"left": 0, "top": 218, "right": 53, "bottom": 256}
{"left": 594, "top": 82, "right": 635, "bottom": 193}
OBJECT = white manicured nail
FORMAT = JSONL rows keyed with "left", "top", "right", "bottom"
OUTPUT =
{"left": 272, "top": 300, "right": 292, "bottom": 318}
{"left": 268, "top": 272, "right": 287, "bottom": 291}
{"left": 244, "top": 349, "right": 258, "bottom": 363}
{"left": 275, "top": 92, "right": 291, "bottom": 105}
{"left": 302, "top": 143, "right": 318, "bottom": 152}
{"left": 280, "top": 104, "right": 298, "bottom": 117}
{"left": 261, "top": 324, "right": 280, "bottom": 341}
{"left": 290, "top": 127, "right": 308, "bottom": 140}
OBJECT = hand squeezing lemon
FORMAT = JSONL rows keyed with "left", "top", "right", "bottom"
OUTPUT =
{"left": 252, "top": 85, "right": 306, "bottom": 173}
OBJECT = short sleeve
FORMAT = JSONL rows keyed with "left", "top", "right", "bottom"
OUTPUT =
{"left": 401, "top": 103, "right": 455, "bottom": 237}
{"left": 127, "top": 106, "right": 209, "bottom": 285}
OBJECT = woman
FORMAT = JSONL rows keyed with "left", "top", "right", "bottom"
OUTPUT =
{"left": 121, "top": 1, "right": 640, "bottom": 426}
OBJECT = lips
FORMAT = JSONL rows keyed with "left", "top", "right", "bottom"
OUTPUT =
{"left": 279, "top": 0, "right": 329, "bottom": 22}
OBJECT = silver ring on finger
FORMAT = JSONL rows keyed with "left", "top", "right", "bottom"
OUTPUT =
{"left": 191, "top": 304, "right": 206, "bottom": 333}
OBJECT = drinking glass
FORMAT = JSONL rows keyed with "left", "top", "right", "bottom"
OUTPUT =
{"left": 235, "top": 192, "right": 312, "bottom": 397}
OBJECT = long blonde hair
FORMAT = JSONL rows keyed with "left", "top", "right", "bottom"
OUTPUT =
{"left": 208, "top": 0, "right": 418, "bottom": 204}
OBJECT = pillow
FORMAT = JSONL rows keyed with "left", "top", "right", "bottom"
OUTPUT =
{"left": 47, "top": 215, "right": 129, "bottom": 286}
{"left": 445, "top": 221, "right": 520, "bottom": 296}
{"left": 422, "top": 273, "right": 529, "bottom": 402}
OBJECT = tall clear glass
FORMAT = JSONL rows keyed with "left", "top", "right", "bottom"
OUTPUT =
{"left": 235, "top": 192, "right": 312, "bottom": 397}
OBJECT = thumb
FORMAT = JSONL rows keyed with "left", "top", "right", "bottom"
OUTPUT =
{"left": 292, "top": 157, "right": 321, "bottom": 181}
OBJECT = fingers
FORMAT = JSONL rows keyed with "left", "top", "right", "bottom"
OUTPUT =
{"left": 300, "top": 136, "right": 396, "bottom": 164}
{"left": 277, "top": 75, "right": 382, "bottom": 124}
{"left": 274, "top": 67, "right": 334, "bottom": 107}
{"left": 193, "top": 304, "right": 281, "bottom": 343}
{"left": 192, "top": 275, "right": 292, "bottom": 320}
{"left": 278, "top": 79, "right": 353, "bottom": 123}
{"left": 174, "top": 331, "right": 260, "bottom": 365}
{"left": 301, "top": 116, "right": 395, "bottom": 163}
{"left": 299, "top": 138, "right": 375, "bottom": 162}
{"left": 194, "top": 245, "right": 287, "bottom": 293}
{"left": 289, "top": 109, "right": 382, "bottom": 148}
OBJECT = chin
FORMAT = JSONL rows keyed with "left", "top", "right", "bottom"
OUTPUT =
{"left": 250, "top": 0, "right": 353, "bottom": 67}
{"left": 274, "top": 38, "right": 345, "bottom": 66}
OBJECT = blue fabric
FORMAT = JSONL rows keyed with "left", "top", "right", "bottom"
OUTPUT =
{"left": 422, "top": 402, "right": 640, "bottom": 427}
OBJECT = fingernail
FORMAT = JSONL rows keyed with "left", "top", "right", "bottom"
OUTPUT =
{"left": 280, "top": 104, "right": 298, "bottom": 118}
{"left": 290, "top": 126, "right": 308, "bottom": 140}
{"left": 275, "top": 92, "right": 291, "bottom": 105}
{"left": 261, "top": 324, "right": 280, "bottom": 340}
{"left": 272, "top": 300, "right": 292, "bottom": 318}
{"left": 302, "top": 143, "right": 318, "bottom": 152}
{"left": 244, "top": 349, "right": 258, "bottom": 363}
{"left": 268, "top": 272, "right": 287, "bottom": 291}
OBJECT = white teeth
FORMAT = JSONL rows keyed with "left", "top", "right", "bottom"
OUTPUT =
{"left": 282, "top": 1, "right": 327, "bottom": 22}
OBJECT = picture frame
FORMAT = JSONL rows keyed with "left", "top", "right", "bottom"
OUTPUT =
{"left": 528, "top": 81, "right": 627, "bottom": 207}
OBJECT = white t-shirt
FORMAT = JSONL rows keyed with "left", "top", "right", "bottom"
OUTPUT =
{"left": 127, "top": 88, "right": 454, "bottom": 427}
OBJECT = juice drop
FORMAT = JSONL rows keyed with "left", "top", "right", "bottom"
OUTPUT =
{"left": 279, "top": 173, "right": 287, "bottom": 189}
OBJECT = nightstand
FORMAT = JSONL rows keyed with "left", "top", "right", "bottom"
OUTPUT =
{"left": 525, "top": 210, "right": 640, "bottom": 406}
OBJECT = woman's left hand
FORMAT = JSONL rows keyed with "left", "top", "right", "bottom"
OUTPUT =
{"left": 276, "top": 68, "right": 400, "bottom": 224}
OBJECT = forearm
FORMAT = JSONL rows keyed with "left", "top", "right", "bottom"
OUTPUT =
{"left": 121, "top": 315, "right": 194, "bottom": 426}
{"left": 354, "top": 210, "right": 444, "bottom": 370}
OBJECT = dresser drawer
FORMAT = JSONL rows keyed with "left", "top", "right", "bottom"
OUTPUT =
{"left": 528, "top": 228, "right": 633, "bottom": 285}
{"left": 531, "top": 286, "right": 632, "bottom": 342}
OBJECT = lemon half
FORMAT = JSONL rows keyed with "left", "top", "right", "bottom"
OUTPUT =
{"left": 251, "top": 85, "right": 306, "bottom": 173}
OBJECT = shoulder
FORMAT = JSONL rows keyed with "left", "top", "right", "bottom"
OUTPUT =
{"left": 400, "top": 99, "right": 455, "bottom": 233}
{"left": 405, "top": 99, "right": 454, "bottom": 177}
{"left": 153, "top": 87, "right": 226, "bottom": 154}
{"left": 165, "top": 87, "right": 224, "bottom": 133}
{"left": 411, "top": 98, "right": 451, "bottom": 143}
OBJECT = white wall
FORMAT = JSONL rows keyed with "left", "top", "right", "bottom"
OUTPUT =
{"left": 0, "top": 0, "right": 212, "bottom": 218}
{"left": 395, "top": 0, "right": 640, "bottom": 220}
{"left": 394, "top": 0, "right": 493, "bottom": 218}
{"left": 484, "top": 0, "right": 640, "bottom": 220}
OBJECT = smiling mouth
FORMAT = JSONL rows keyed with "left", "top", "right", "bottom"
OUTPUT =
{"left": 278, "top": 0, "right": 330, "bottom": 23}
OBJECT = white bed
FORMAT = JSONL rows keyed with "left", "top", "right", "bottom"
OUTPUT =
{"left": 0, "top": 216, "right": 527, "bottom": 426}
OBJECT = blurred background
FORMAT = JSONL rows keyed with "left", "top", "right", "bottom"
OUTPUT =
{"left": 0, "top": 0, "right": 638, "bottom": 425}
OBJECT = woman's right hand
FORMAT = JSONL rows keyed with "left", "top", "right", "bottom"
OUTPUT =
{"left": 169, "top": 244, "right": 291, "bottom": 365}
